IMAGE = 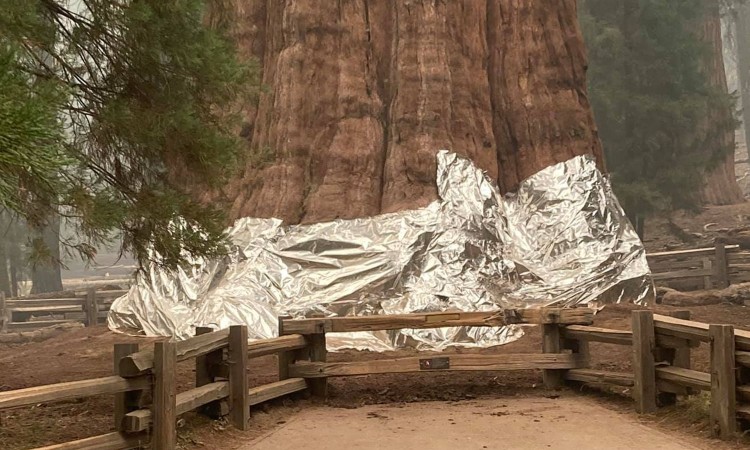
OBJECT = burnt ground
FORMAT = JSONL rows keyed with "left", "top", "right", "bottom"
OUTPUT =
{"left": 2, "top": 304, "right": 750, "bottom": 449}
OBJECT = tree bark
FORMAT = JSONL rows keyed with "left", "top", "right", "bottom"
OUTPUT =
{"left": 0, "top": 248, "right": 11, "bottom": 298}
{"left": 621, "top": 0, "right": 648, "bottom": 239}
{"left": 224, "top": 0, "right": 604, "bottom": 224}
{"left": 30, "top": 216, "right": 63, "bottom": 294}
{"left": 0, "top": 213, "right": 23, "bottom": 297}
{"left": 8, "top": 235, "right": 20, "bottom": 297}
{"left": 700, "top": 4, "right": 744, "bottom": 205}
{"left": 735, "top": 2, "right": 750, "bottom": 162}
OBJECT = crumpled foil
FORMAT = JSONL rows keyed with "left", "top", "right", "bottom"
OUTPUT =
{"left": 108, "top": 151, "right": 653, "bottom": 350}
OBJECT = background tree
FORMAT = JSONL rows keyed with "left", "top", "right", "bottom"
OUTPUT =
{"left": 0, "top": 213, "right": 29, "bottom": 297}
{"left": 699, "top": 1, "right": 744, "bottom": 205}
{"left": 580, "top": 0, "right": 742, "bottom": 235}
{"left": 731, "top": 0, "right": 750, "bottom": 161}
{"left": 0, "top": 0, "right": 257, "bottom": 292}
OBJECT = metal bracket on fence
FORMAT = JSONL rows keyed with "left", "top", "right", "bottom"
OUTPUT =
{"left": 419, "top": 357, "right": 450, "bottom": 370}
{"left": 503, "top": 309, "right": 523, "bottom": 324}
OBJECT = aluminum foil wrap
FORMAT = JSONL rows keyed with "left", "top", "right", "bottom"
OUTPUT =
{"left": 108, "top": 151, "right": 653, "bottom": 350}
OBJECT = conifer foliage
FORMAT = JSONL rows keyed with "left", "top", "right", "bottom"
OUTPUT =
{"left": 0, "top": 0, "right": 256, "bottom": 269}
{"left": 581, "top": 0, "right": 738, "bottom": 219}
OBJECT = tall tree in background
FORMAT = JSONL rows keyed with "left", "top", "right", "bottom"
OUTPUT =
{"left": 0, "top": 213, "right": 27, "bottom": 297}
{"left": 0, "top": 0, "right": 256, "bottom": 292}
{"left": 734, "top": 1, "right": 750, "bottom": 161}
{"left": 222, "top": 1, "right": 605, "bottom": 224}
{"left": 581, "top": 0, "right": 741, "bottom": 231}
{"left": 30, "top": 217, "right": 63, "bottom": 294}
{"left": 700, "top": 2, "right": 744, "bottom": 205}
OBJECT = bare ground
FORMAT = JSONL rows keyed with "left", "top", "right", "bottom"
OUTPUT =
{"left": 245, "top": 397, "right": 710, "bottom": 450}
{"left": 2, "top": 303, "right": 750, "bottom": 449}
{"left": 644, "top": 202, "right": 750, "bottom": 251}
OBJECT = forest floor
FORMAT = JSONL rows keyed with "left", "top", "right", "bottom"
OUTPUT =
{"left": 643, "top": 201, "right": 750, "bottom": 251}
{"left": 4, "top": 205, "right": 750, "bottom": 448}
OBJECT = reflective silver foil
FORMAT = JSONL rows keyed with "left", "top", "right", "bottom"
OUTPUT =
{"left": 108, "top": 151, "right": 653, "bottom": 349}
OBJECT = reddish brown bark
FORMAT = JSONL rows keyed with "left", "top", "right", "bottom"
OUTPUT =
{"left": 225, "top": 1, "right": 605, "bottom": 224}
{"left": 700, "top": 5, "right": 744, "bottom": 205}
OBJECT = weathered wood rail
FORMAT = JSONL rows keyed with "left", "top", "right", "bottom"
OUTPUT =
{"left": 0, "top": 288, "right": 128, "bottom": 333}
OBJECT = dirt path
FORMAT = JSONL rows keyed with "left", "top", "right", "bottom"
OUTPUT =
{"left": 244, "top": 396, "right": 708, "bottom": 450}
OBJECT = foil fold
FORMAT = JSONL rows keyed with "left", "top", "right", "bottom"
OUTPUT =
{"left": 108, "top": 151, "right": 653, "bottom": 350}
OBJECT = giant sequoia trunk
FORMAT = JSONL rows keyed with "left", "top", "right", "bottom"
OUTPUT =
{"left": 226, "top": 1, "right": 604, "bottom": 223}
{"left": 700, "top": 4, "right": 744, "bottom": 205}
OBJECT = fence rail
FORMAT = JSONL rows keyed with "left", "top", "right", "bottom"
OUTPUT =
{"left": 280, "top": 308, "right": 593, "bottom": 335}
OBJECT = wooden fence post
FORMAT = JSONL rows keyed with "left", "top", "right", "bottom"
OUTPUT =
{"left": 0, "top": 292, "right": 7, "bottom": 333}
{"left": 228, "top": 325, "right": 249, "bottom": 431}
{"left": 114, "top": 343, "right": 141, "bottom": 430}
{"left": 709, "top": 324, "right": 736, "bottom": 439}
{"left": 277, "top": 316, "right": 292, "bottom": 381}
{"left": 153, "top": 341, "right": 177, "bottom": 450}
{"left": 670, "top": 311, "right": 692, "bottom": 370}
{"left": 195, "top": 327, "right": 214, "bottom": 387}
{"left": 283, "top": 314, "right": 327, "bottom": 398}
{"left": 85, "top": 288, "right": 98, "bottom": 327}
{"left": 562, "top": 328, "right": 589, "bottom": 389}
{"left": 738, "top": 359, "right": 750, "bottom": 432}
{"left": 307, "top": 331, "right": 327, "bottom": 398}
{"left": 195, "top": 327, "right": 227, "bottom": 417}
{"left": 701, "top": 258, "right": 713, "bottom": 290}
{"left": 715, "top": 242, "right": 729, "bottom": 289}
{"left": 542, "top": 319, "right": 565, "bottom": 389}
{"left": 655, "top": 310, "right": 692, "bottom": 405}
{"left": 632, "top": 310, "right": 657, "bottom": 414}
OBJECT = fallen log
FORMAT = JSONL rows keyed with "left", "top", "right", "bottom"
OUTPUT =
{"left": 0, "top": 322, "right": 84, "bottom": 344}
{"left": 656, "top": 283, "right": 750, "bottom": 307}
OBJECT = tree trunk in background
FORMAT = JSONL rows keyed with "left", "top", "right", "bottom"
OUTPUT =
{"left": 8, "top": 237, "right": 20, "bottom": 297}
{"left": 622, "top": 0, "right": 646, "bottom": 238}
{"left": 0, "top": 249, "right": 11, "bottom": 298}
{"left": 0, "top": 213, "right": 22, "bottom": 297}
{"left": 700, "top": 4, "right": 745, "bottom": 205}
{"left": 736, "top": 3, "right": 750, "bottom": 162}
{"left": 31, "top": 216, "right": 63, "bottom": 294}
{"left": 224, "top": 1, "right": 604, "bottom": 224}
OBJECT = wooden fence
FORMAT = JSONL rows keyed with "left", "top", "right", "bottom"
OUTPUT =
{"left": 647, "top": 242, "right": 750, "bottom": 290}
{"left": 278, "top": 308, "right": 750, "bottom": 440}
{"left": 278, "top": 309, "right": 593, "bottom": 389}
{"left": 1, "top": 307, "right": 747, "bottom": 448}
{"left": 559, "top": 310, "right": 750, "bottom": 439}
{"left": 0, "top": 288, "right": 129, "bottom": 333}
{"left": 0, "top": 324, "right": 310, "bottom": 449}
